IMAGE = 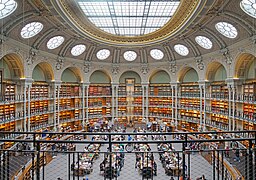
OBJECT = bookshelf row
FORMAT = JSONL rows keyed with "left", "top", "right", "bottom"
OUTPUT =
{"left": 0, "top": 82, "right": 256, "bottom": 134}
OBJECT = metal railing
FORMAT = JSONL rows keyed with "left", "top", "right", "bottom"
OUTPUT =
{"left": 0, "top": 130, "right": 255, "bottom": 180}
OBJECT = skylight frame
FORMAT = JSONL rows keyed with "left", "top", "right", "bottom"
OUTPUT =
{"left": 20, "top": 22, "right": 44, "bottom": 39}
{"left": 150, "top": 49, "right": 164, "bottom": 60}
{"left": 77, "top": 0, "right": 180, "bottom": 37}
{"left": 96, "top": 49, "right": 111, "bottom": 60}
{"left": 0, "top": 0, "right": 17, "bottom": 19}
{"left": 174, "top": 44, "right": 189, "bottom": 56}
{"left": 46, "top": 36, "right": 65, "bottom": 50}
{"left": 123, "top": 50, "right": 137, "bottom": 61}
{"left": 71, "top": 44, "right": 86, "bottom": 56}
{"left": 195, "top": 36, "right": 213, "bottom": 50}
{"left": 215, "top": 22, "right": 238, "bottom": 39}
{"left": 240, "top": 0, "right": 256, "bottom": 18}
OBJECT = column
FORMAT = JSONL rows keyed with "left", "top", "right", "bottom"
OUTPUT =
{"left": 226, "top": 78, "right": 236, "bottom": 131}
{"left": 21, "top": 78, "right": 33, "bottom": 132}
{"left": 171, "top": 82, "right": 179, "bottom": 129}
{"left": 198, "top": 81, "right": 208, "bottom": 131}
{"left": 171, "top": 85, "right": 175, "bottom": 126}
{"left": 226, "top": 78, "right": 241, "bottom": 131}
{"left": 85, "top": 84, "right": 89, "bottom": 124}
{"left": 111, "top": 83, "right": 119, "bottom": 121}
{"left": 80, "top": 83, "right": 87, "bottom": 129}
{"left": 52, "top": 81, "right": 61, "bottom": 131}
{"left": 141, "top": 82, "right": 149, "bottom": 121}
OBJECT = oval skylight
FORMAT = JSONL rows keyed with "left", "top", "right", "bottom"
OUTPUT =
{"left": 215, "top": 22, "right": 238, "bottom": 39}
{"left": 150, "top": 49, "right": 164, "bottom": 60}
{"left": 77, "top": 0, "right": 180, "bottom": 37}
{"left": 47, "top": 36, "right": 65, "bottom": 50}
{"left": 195, "top": 36, "right": 213, "bottom": 49}
{"left": 123, "top": 51, "right": 137, "bottom": 61}
{"left": 240, "top": 0, "right": 256, "bottom": 18}
{"left": 174, "top": 44, "right": 189, "bottom": 56}
{"left": 96, "top": 49, "right": 110, "bottom": 60}
{"left": 20, "top": 22, "right": 44, "bottom": 39}
{"left": 0, "top": 0, "right": 17, "bottom": 19}
{"left": 71, "top": 44, "right": 86, "bottom": 56}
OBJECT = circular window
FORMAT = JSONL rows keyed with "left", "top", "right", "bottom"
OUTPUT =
{"left": 174, "top": 44, "right": 189, "bottom": 56}
{"left": 71, "top": 44, "right": 86, "bottom": 56}
{"left": 123, "top": 51, "right": 137, "bottom": 61}
{"left": 20, "top": 22, "right": 43, "bottom": 39}
{"left": 46, "top": 36, "right": 65, "bottom": 50}
{"left": 0, "top": 0, "right": 17, "bottom": 19}
{"left": 96, "top": 49, "right": 110, "bottom": 60}
{"left": 215, "top": 22, "right": 238, "bottom": 39}
{"left": 195, "top": 36, "right": 213, "bottom": 49}
{"left": 240, "top": 0, "right": 256, "bottom": 18}
{"left": 150, "top": 49, "right": 164, "bottom": 60}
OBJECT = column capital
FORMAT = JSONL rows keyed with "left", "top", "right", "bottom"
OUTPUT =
{"left": 198, "top": 80, "right": 210, "bottom": 88}
{"left": 225, "top": 78, "right": 242, "bottom": 87}
{"left": 20, "top": 78, "right": 33, "bottom": 87}
{"left": 141, "top": 82, "right": 149, "bottom": 86}
{"left": 111, "top": 82, "right": 119, "bottom": 86}
{"left": 50, "top": 80, "right": 62, "bottom": 87}
{"left": 80, "top": 82, "right": 90, "bottom": 87}
{"left": 170, "top": 81, "right": 180, "bottom": 87}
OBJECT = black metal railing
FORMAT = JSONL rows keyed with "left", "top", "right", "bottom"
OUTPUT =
{"left": 0, "top": 130, "right": 255, "bottom": 180}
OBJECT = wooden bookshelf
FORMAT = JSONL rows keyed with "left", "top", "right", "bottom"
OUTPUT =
{"left": 149, "top": 85, "right": 171, "bottom": 96}
{"left": 89, "top": 85, "right": 111, "bottom": 96}
{"left": 211, "top": 83, "right": 228, "bottom": 99}
{"left": 3, "top": 83, "right": 15, "bottom": 101}
{"left": 30, "top": 114, "right": 48, "bottom": 128}
{"left": 59, "top": 84, "right": 79, "bottom": 97}
{"left": 243, "top": 83, "right": 256, "bottom": 101}
{"left": 180, "top": 83, "right": 200, "bottom": 97}
{"left": 31, "top": 84, "right": 49, "bottom": 99}
{"left": 211, "top": 114, "right": 229, "bottom": 130}
{"left": 211, "top": 100, "right": 228, "bottom": 115}
{"left": 0, "top": 104, "right": 15, "bottom": 121}
{"left": 87, "top": 85, "right": 112, "bottom": 125}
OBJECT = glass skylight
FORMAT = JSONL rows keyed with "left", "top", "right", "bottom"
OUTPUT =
{"left": 46, "top": 36, "right": 65, "bottom": 50}
{"left": 174, "top": 44, "right": 189, "bottom": 56}
{"left": 20, "top": 22, "right": 44, "bottom": 39}
{"left": 77, "top": 0, "right": 180, "bottom": 36}
{"left": 215, "top": 22, "right": 238, "bottom": 39}
{"left": 71, "top": 44, "right": 86, "bottom": 56}
{"left": 240, "top": 0, "right": 256, "bottom": 18}
{"left": 96, "top": 49, "right": 110, "bottom": 60}
{"left": 150, "top": 49, "right": 164, "bottom": 60}
{"left": 0, "top": 0, "right": 17, "bottom": 19}
{"left": 123, "top": 51, "right": 137, "bottom": 61}
{"left": 195, "top": 36, "right": 213, "bottom": 49}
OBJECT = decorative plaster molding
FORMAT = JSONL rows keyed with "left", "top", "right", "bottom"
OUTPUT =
{"left": 56, "top": 56, "right": 64, "bottom": 70}
{"left": 195, "top": 56, "right": 204, "bottom": 70}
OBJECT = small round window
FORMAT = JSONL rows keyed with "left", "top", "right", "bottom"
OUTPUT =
{"left": 123, "top": 51, "right": 137, "bottom": 61}
{"left": 46, "top": 36, "right": 65, "bottom": 50}
{"left": 174, "top": 44, "right": 189, "bottom": 56}
{"left": 96, "top": 49, "right": 110, "bottom": 60}
{"left": 20, "top": 22, "right": 43, "bottom": 39}
{"left": 150, "top": 49, "right": 164, "bottom": 60}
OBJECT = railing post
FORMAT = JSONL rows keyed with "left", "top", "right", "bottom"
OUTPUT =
{"left": 109, "top": 134, "right": 112, "bottom": 180}
{"left": 249, "top": 140, "right": 253, "bottom": 180}
{"left": 36, "top": 142, "right": 40, "bottom": 180}
{"left": 213, "top": 150, "right": 215, "bottom": 180}
{"left": 7, "top": 151, "right": 10, "bottom": 180}
{"left": 221, "top": 151, "right": 224, "bottom": 180}
{"left": 182, "top": 134, "right": 187, "bottom": 179}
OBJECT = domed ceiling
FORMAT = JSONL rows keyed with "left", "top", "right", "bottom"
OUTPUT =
{"left": 51, "top": 0, "right": 205, "bottom": 46}
{"left": 0, "top": 0, "right": 255, "bottom": 65}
